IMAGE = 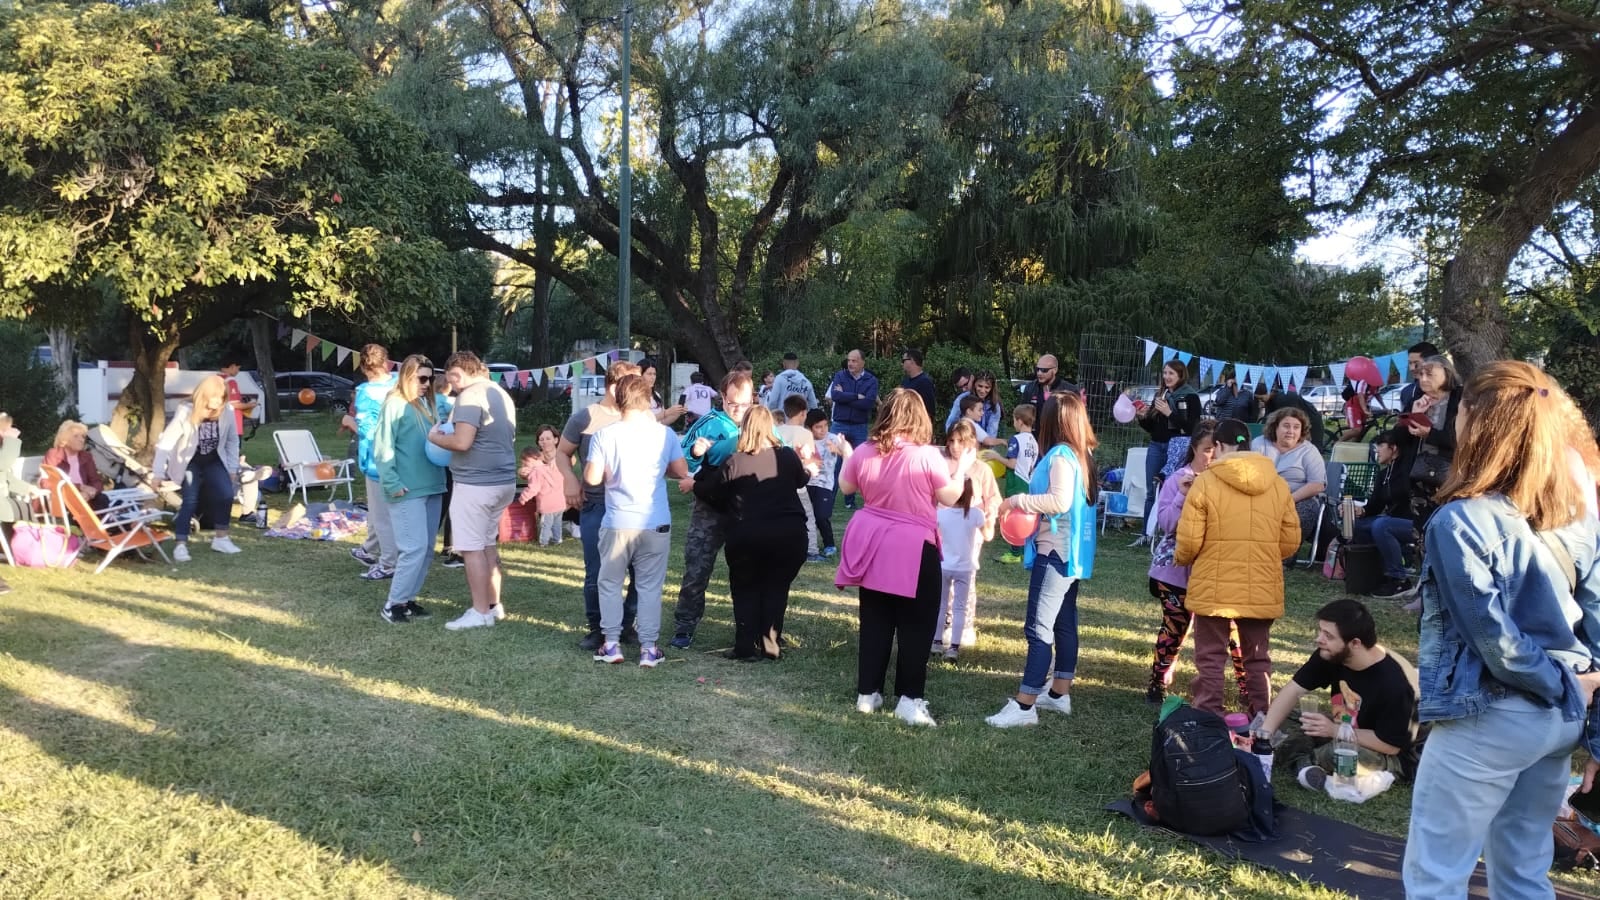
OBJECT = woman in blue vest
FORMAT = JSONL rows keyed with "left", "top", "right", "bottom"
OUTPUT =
{"left": 986, "top": 392, "right": 1099, "bottom": 728}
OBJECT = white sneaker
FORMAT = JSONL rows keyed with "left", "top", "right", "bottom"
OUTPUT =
{"left": 1035, "top": 692, "right": 1073, "bottom": 716}
{"left": 985, "top": 699, "right": 1039, "bottom": 728}
{"left": 568, "top": 523, "right": 581, "bottom": 538}
{"left": 855, "top": 692, "right": 883, "bottom": 714}
{"left": 172, "top": 543, "right": 190, "bottom": 563}
{"left": 894, "top": 696, "right": 937, "bottom": 727}
{"left": 444, "top": 609, "right": 496, "bottom": 631}
{"left": 211, "top": 537, "right": 242, "bottom": 555}
{"left": 488, "top": 603, "right": 506, "bottom": 621}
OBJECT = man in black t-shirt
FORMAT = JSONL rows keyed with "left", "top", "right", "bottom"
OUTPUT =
{"left": 1260, "top": 598, "right": 1421, "bottom": 791}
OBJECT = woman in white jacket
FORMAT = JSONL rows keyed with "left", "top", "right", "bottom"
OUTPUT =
{"left": 153, "top": 375, "right": 240, "bottom": 562}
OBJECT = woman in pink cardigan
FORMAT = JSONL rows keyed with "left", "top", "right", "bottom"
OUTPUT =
{"left": 836, "top": 389, "right": 972, "bottom": 727}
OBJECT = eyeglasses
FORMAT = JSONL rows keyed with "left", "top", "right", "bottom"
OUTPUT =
{"left": 417, "top": 375, "right": 432, "bottom": 383}
{"left": 1036, "top": 367, "right": 1055, "bottom": 374}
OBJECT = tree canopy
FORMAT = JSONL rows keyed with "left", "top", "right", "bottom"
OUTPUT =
{"left": 0, "top": 0, "right": 472, "bottom": 450}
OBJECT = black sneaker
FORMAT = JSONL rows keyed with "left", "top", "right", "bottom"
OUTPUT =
{"left": 620, "top": 626, "right": 640, "bottom": 646}
{"left": 380, "top": 604, "right": 412, "bottom": 624}
{"left": 440, "top": 553, "right": 465, "bottom": 569}
{"left": 1145, "top": 684, "right": 1164, "bottom": 705}
{"left": 669, "top": 633, "right": 693, "bottom": 650}
{"left": 1370, "top": 577, "right": 1416, "bottom": 600}
{"left": 578, "top": 629, "right": 604, "bottom": 651}
{"left": 351, "top": 546, "right": 379, "bottom": 566}
{"left": 404, "top": 601, "right": 432, "bottom": 619}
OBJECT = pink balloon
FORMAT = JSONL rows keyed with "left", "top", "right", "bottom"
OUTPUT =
{"left": 999, "top": 507, "right": 1039, "bottom": 546}
{"left": 1346, "top": 356, "right": 1382, "bottom": 386}
{"left": 1113, "top": 393, "right": 1137, "bottom": 424}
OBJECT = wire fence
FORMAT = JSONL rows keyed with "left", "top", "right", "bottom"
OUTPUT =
{"left": 1077, "top": 333, "right": 1158, "bottom": 481}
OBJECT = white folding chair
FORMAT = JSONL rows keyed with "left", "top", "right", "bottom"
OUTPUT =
{"left": 273, "top": 429, "right": 356, "bottom": 506}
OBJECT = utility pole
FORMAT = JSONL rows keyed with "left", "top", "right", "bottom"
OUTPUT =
{"left": 618, "top": 4, "right": 632, "bottom": 354}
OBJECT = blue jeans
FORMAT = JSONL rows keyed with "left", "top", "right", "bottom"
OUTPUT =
{"left": 581, "top": 499, "right": 636, "bottom": 631}
{"left": 1143, "top": 440, "right": 1167, "bottom": 522}
{"left": 1404, "top": 694, "right": 1583, "bottom": 899}
{"left": 1020, "top": 551, "right": 1079, "bottom": 695}
{"left": 175, "top": 454, "right": 233, "bottom": 541}
{"left": 387, "top": 492, "right": 442, "bottom": 607}
{"left": 1352, "top": 514, "right": 1414, "bottom": 580}
{"left": 831, "top": 422, "right": 868, "bottom": 506}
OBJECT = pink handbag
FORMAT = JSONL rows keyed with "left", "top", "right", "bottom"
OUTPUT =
{"left": 11, "top": 522, "right": 82, "bottom": 568}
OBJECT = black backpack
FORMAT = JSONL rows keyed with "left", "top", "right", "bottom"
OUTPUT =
{"left": 1148, "top": 705, "right": 1251, "bottom": 836}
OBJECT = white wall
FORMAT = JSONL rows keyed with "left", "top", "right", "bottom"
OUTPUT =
{"left": 77, "top": 363, "right": 264, "bottom": 427}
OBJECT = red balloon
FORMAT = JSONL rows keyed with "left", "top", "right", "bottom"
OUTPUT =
{"left": 999, "top": 507, "right": 1040, "bottom": 547}
{"left": 1346, "top": 356, "right": 1383, "bottom": 386}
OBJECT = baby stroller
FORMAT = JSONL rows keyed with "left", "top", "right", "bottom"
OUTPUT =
{"left": 86, "top": 424, "right": 182, "bottom": 510}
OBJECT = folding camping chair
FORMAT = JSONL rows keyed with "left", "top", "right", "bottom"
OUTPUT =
{"left": 1101, "top": 447, "right": 1147, "bottom": 534}
{"left": 42, "top": 465, "right": 172, "bottom": 573}
{"left": 274, "top": 429, "right": 356, "bottom": 506}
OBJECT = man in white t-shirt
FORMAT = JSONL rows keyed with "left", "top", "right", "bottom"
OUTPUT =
{"left": 583, "top": 374, "right": 689, "bottom": 666}
{"left": 778, "top": 394, "right": 821, "bottom": 559}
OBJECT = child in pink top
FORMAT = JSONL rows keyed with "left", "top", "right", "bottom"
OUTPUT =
{"left": 518, "top": 426, "right": 568, "bottom": 545}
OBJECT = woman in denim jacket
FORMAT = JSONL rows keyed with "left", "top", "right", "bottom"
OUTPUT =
{"left": 1403, "top": 361, "right": 1600, "bottom": 899}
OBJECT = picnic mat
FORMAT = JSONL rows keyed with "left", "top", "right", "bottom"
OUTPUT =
{"left": 1106, "top": 798, "right": 1598, "bottom": 899}
{"left": 264, "top": 503, "right": 366, "bottom": 541}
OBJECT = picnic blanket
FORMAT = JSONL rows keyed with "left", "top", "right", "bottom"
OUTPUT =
{"left": 1107, "top": 798, "right": 1597, "bottom": 899}
{"left": 264, "top": 503, "right": 366, "bottom": 541}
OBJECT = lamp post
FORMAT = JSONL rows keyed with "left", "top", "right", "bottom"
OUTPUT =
{"left": 617, "top": 4, "right": 632, "bottom": 355}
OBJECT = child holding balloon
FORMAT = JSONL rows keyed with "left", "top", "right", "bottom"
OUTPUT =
{"left": 933, "top": 420, "right": 1001, "bottom": 660}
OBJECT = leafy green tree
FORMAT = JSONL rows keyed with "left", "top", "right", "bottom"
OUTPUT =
{"left": 1179, "top": 0, "right": 1600, "bottom": 375}
{"left": 0, "top": 1, "right": 471, "bottom": 452}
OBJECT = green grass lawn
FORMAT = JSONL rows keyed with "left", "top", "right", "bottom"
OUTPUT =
{"left": 3, "top": 418, "right": 1597, "bottom": 898}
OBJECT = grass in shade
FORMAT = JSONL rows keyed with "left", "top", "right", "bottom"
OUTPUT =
{"left": 3, "top": 418, "right": 1597, "bottom": 898}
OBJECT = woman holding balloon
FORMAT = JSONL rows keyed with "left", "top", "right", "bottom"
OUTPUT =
{"left": 986, "top": 392, "right": 1100, "bottom": 728}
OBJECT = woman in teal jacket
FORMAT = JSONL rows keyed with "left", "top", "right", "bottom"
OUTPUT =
{"left": 373, "top": 355, "right": 447, "bottom": 623}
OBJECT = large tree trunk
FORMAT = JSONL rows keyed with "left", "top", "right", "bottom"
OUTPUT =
{"left": 112, "top": 320, "right": 180, "bottom": 462}
{"left": 250, "top": 315, "right": 279, "bottom": 423}
{"left": 1438, "top": 101, "right": 1600, "bottom": 377}
{"left": 45, "top": 326, "right": 75, "bottom": 414}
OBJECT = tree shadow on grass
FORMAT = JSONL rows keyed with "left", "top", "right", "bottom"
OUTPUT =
{"left": 0, "top": 607, "right": 1210, "bottom": 899}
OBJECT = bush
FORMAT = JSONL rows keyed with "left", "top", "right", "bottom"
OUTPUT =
{"left": 0, "top": 323, "right": 68, "bottom": 452}
{"left": 518, "top": 396, "right": 573, "bottom": 439}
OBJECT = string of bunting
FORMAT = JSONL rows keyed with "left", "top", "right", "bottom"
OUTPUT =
{"left": 284, "top": 326, "right": 632, "bottom": 388}
{"left": 1136, "top": 337, "right": 1410, "bottom": 393}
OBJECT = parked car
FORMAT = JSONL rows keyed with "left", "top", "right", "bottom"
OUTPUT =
{"left": 486, "top": 363, "right": 533, "bottom": 405}
{"left": 272, "top": 371, "right": 354, "bottom": 413}
{"left": 1300, "top": 384, "right": 1345, "bottom": 416}
{"left": 1373, "top": 382, "right": 1406, "bottom": 414}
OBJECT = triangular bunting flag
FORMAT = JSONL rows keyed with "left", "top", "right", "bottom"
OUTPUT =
{"left": 594, "top": 355, "right": 608, "bottom": 372}
{"left": 545, "top": 366, "right": 557, "bottom": 382}
{"left": 1104, "top": 380, "right": 1116, "bottom": 392}
{"left": 528, "top": 369, "right": 543, "bottom": 386}
{"left": 337, "top": 346, "right": 351, "bottom": 366}
{"left": 1385, "top": 351, "right": 1410, "bottom": 383}
{"left": 582, "top": 358, "right": 595, "bottom": 374}
{"left": 1197, "top": 357, "right": 1215, "bottom": 384}
{"left": 1142, "top": 339, "right": 1158, "bottom": 365}
{"left": 1329, "top": 361, "right": 1347, "bottom": 387}
{"left": 608, "top": 350, "right": 620, "bottom": 363}
{"left": 1236, "top": 364, "right": 1251, "bottom": 387}
{"left": 278, "top": 323, "right": 291, "bottom": 341}
{"left": 558, "top": 364, "right": 570, "bottom": 378}
{"left": 291, "top": 329, "right": 307, "bottom": 348}
{"left": 1288, "top": 366, "right": 1309, "bottom": 392}
{"left": 1176, "top": 350, "right": 1193, "bottom": 367}
{"left": 351, "top": 354, "right": 361, "bottom": 371}
{"left": 305, "top": 335, "right": 321, "bottom": 352}
{"left": 1262, "top": 366, "right": 1278, "bottom": 389}
{"left": 319, "top": 340, "right": 335, "bottom": 361}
